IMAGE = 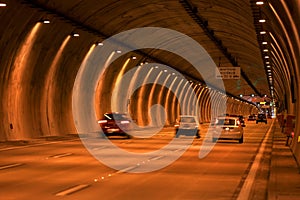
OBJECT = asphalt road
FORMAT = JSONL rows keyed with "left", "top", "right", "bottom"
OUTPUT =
{"left": 0, "top": 120, "right": 273, "bottom": 200}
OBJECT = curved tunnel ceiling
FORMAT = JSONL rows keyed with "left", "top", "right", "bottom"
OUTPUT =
{"left": 19, "top": 0, "right": 271, "bottom": 96}
{"left": 12, "top": 0, "right": 296, "bottom": 106}
{"left": 0, "top": 0, "right": 298, "bottom": 139}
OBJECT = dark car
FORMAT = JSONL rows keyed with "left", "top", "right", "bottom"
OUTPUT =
{"left": 256, "top": 113, "right": 267, "bottom": 124}
{"left": 248, "top": 114, "right": 256, "bottom": 121}
{"left": 98, "top": 112, "right": 132, "bottom": 138}
{"left": 238, "top": 115, "right": 246, "bottom": 127}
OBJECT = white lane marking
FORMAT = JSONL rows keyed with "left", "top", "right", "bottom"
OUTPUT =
{"left": 50, "top": 153, "right": 73, "bottom": 159}
{"left": 0, "top": 139, "right": 79, "bottom": 152}
{"left": 150, "top": 155, "right": 165, "bottom": 161}
{"left": 0, "top": 163, "right": 24, "bottom": 170}
{"left": 237, "top": 120, "right": 274, "bottom": 200}
{"left": 116, "top": 166, "right": 138, "bottom": 174}
{"left": 55, "top": 184, "right": 90, "bottom": 196}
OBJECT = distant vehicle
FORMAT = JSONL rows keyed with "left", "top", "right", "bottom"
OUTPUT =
{"left": 98, "top": 112, "right": 132, "bottom": 138}
{"left": 256, "top": 113, "right": 267, "bottom": 124}
{"left": 211, "top": 116, "right": 244, "bottom": 143}
{"left": 174, "top": 115, "right": 200, "bottom": 138}
{"left": 248, "top": 114, "right": 256, "bottom": 121}
{"left": 238, "top": 115, "right": 246, "bottom": 127}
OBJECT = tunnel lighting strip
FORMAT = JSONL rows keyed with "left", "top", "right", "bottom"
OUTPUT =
{"left": 0, "top": 3, "right": 7, "bottom": 6}
{"left": 179, "top": 0, "right": 263, "bottom": 97}
{"left": 20, "top": 0, "right": 242, "bottom": 104}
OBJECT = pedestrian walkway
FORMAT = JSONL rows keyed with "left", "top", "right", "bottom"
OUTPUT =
{"left": 268, "top": 121, "right": 300, "bottom": 200}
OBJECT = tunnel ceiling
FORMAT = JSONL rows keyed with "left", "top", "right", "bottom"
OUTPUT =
{"left": 18, "top": 0, "right": 278, "bottom": 98}
{"left": 2, "top": 0, "right": 298, "bottom": 108}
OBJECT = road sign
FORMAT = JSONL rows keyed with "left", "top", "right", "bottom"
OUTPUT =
{"left": 216, "top": 67, "right": 240, "bottom": 79}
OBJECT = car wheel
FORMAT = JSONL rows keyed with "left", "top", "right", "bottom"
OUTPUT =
{"left": 126, "top": 134, "right": 132, "bottom": 139}
{"left": 196, "top": 130, "right": 200, "bottom": 138}
{"left": 239, "top": 136, "right": 244, "bottom": 143}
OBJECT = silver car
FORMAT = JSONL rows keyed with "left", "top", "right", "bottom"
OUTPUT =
{"left": 174, "top": 115, "right": 200, "bottom": 138}
{"left": 211, "top": 116, "right": 244, "bottom": 143}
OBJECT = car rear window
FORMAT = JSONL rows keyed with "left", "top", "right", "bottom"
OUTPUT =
{"left": 104, "top": 113, "right": 128, "bottom": 120}
{"left": 216, "top": 118, "right": 236, "bottom": 126}
{"left": 180, "top": 117, "right": 196, "bottom": 123}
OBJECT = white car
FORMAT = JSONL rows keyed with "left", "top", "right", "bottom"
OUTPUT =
{"left": 174, "top": 115, "right": 200, "bottom": 138}
{"left": 211, "top": 116, "right": 244, "bottom": 143}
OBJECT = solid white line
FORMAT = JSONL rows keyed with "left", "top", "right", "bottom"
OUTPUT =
{"left": 55, "top": 184, "right": 90, "bottom": 196}
{"left": 0, "top": 163, "right": 23, "bottom": 170}
{"left": 237, "top": 120, "right": 274, "bottom": 200}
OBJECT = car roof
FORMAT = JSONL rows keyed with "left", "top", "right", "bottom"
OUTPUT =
{"left": 217, "top": 116, "right": 238, "bottom": 120}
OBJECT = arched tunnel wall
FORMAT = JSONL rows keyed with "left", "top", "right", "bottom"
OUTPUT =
{"left": 95, "top": 57, "right": 257, "bottom": 127}
{"left": 0, "top": 0, "right": 260, "bottom": 141}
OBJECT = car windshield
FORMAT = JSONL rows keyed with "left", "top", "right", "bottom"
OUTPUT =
{"left": 216, "top": 118, "right": 236, "bottom": 126}
{"left": 180, "top": 117, "right": 196, "bottom": 123}
{"left": 104, "top": 113, "right": 128, "bottom": 120}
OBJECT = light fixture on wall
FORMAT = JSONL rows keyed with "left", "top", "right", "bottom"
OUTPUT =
{"left": 71, "top": 32, "right": 80, "bottom": 37}
{"left": 41, "top": 19, "right": 50, "bottom": 24}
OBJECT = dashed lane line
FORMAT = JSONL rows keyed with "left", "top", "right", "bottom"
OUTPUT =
{"left": 0, "top": 163, "right": 24, "bottom": 170}
{"left": 55, "top": 184, "right": 90, "bottom": 196}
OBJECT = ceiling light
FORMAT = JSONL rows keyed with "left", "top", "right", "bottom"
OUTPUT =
{"left": 267, "top": 69, "right": 271, "bottom": 72}
{"left": 164, "top": 70, "right": 168, "bottom": 72}
{"left": 0, "top": 3, "right": 6, "bottom": 7}
{"left": 259, "top": 19, "right": 266, "bottom": 23}
{"left": 262, "top": 42, "right": 268, "bottom": 45}
{"left": 265, "top": 56, "right": 269, "bottom": 58}
{"left": 42, "top": 19, "right": 50, "bottom": 24}
{"left": 116, "top": 50, "right": 122, "bottom": 53}
{"left": 260, "top": 31, "right": 267, "bottom": 34}
{"left": 266, "top": 65, "right": 271, "bottom": 68}
{"left": 96, "top": 42, "right": 103, "bottom": 46}
{"left": 131, "top": 56, "right": 136, "bottom": 60}
{"left": 263, "top": 49, "right": 269, "bottom": 52}
{"left": 72, "top": 33, "right": 80, "bottom": 37}
{"left": 266, "top": 62, "right": 270, "bottom": 64}
{"left": 256, "top": 1, "right": 264, "bottom": 5}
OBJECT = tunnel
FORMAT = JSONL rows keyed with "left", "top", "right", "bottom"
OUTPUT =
{"left": 0, "top": 1, "right": 299, "bottom": 198}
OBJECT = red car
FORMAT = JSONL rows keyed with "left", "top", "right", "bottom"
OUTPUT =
{"left": 98, "top": 113, "right": 132, "bottom": 138}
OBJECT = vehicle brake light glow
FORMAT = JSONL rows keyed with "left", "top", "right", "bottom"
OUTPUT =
{"left": 98, "top": 120, "right": 107, "bottom": 124}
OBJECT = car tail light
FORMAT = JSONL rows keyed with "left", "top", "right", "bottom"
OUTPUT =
{"left": 120, "top": 120, "right": 130, "bottom": 124}
{"left": 98, "top": 120, "right": 107, "bottom": 124}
